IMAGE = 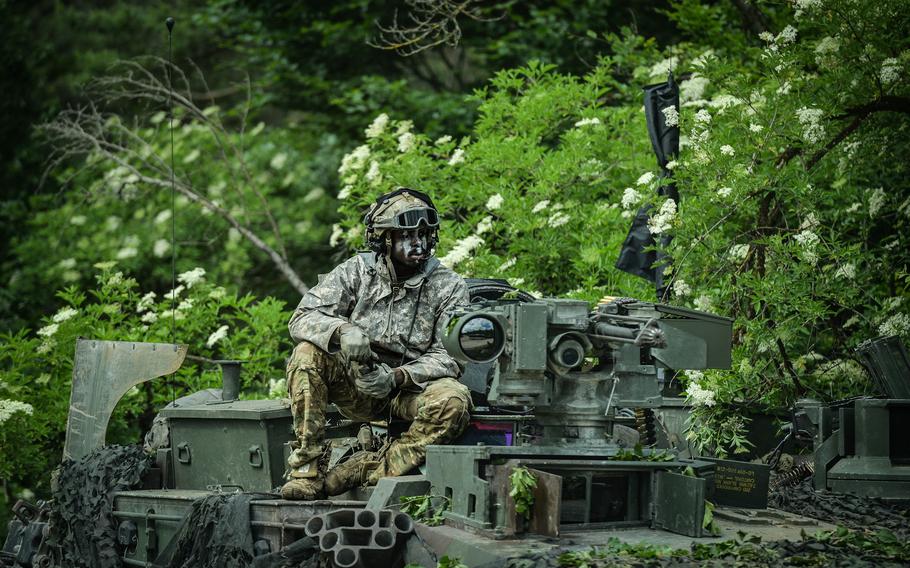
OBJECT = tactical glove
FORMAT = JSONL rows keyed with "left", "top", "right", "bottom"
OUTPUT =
{"left": 338, "top": 324, "right": 372, "bottom": 362}
{"left": 356, "top": 363, "right": 396, "bottom": 399}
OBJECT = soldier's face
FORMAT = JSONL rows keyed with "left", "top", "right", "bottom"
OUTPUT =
{"left": 390, "top": 228, "right": 429, "bottom": 268}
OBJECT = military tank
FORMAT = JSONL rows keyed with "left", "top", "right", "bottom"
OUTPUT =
{"left": 2, "top": 280, "right": 835, "bottom": 568}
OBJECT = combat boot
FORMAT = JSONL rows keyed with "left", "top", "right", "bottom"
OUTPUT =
{"left": 280, "top": 458, "right": 325, "bottom": 500}
{"left": 323, "top": 450, "right": 382, "bottom": 496}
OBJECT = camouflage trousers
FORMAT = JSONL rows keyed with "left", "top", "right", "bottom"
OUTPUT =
{"left": 286, "top": 341, "right": 471, "bottom": 479}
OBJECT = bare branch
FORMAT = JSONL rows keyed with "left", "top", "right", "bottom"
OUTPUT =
{"left": 39, "top": 61, "right": 310, "bottom": 296}
{"left": 371, "top": 0, "right": 503, "bottom": 56}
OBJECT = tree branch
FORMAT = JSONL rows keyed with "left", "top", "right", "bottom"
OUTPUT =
{"left": 776, "top": 95, "right": 910, "bottom": 170}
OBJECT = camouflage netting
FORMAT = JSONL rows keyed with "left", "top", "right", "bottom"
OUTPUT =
{"left": 156, "top": 493, "right": 321, "bottom": 568}
{"left": 769, "top": 477, "right": 910, "bottom": 538}
{"left": 51, "top": 444, "right": 152, "bottom": 568}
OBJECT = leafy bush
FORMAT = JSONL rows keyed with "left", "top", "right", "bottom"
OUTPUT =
{"left": 0, "top": 263, "right": 292, "bottom": 512}
{"left": 328, "top": 0, "right": 910, "bottom": 455}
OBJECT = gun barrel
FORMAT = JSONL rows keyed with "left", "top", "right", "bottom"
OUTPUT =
{"left": 593, "top": 323, "right": 636, "bottom": 340}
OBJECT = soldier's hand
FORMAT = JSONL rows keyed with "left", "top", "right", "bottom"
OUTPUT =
{"left": 356, "top": 363, "right": 396, "bottom": 399}
{"left": 338, "top": 324, "right": 371, "bottom": 362}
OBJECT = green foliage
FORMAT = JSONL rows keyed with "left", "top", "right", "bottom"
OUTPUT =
{"left": 437, "top": 557, "right": 469, "bottom": 568}
{"left": 702, "top": 499, "right": 721, "bottom": 536}
{"left": 332, "top": 59, "right": 655, "bottom": 303}
{"left": 11, "top": 99, "right": 338, "bottom": 313}
{"left": 399, "top": 493, "right": 449, "bottom": 526}
{"left": 0, "top": 263, "right": 292, "bottom": 510}
{"left": 509, "top": 466, "right": 538, "bottom": 519}
{"left": 808, "top": 526, "right": 910, "bottom": 563}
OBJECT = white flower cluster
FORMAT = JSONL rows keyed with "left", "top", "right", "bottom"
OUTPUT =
{"left": 649, "top": 56, "right": 678, "bottom": 79}
{"left": 498, "top": 257, "right": 517, "bottom": 271}
{"left": 53, "top": 307, "right": 78, "bottom": 323}
{"left": 881, "top": 58, "right": 901, "bottom": 86}
{"left": 708, "top": 94, "right": 742, "bottom": 112}
{"left": 337, "top": 185, "right": 353, "bottom": 200}
{"left": 795, "top": 107, "right": 825, "bottom": 144}
{"left": 153, "top": 239, "right": 171, "bottom": 258}
{"left": 749, "top": 123, "right": 764, "bottom": 133}
{"left": 435, "top": 135, "right": 453, "bottom": 146}
{"left": 729, "top": 243, "right": 750, "bottom": 261}
{"left": 206, "top": 325, "right": 229, "bottom": 348}
{"left": 693, "top": 295, "right": 713, "bottom": 312}
{"left": 794, "top": 229, "right": 820, "bottom": 265}
{"left": 621, "top": 187, "right": 642, "bottom": 210}
{"left": 365, "top": 113, "right": 389, "bottom": 138}
{"left": 661, "top": 105, "right": 679, "bottom": 127}
{"left": 636, "top": 172, "right": 655, "bottom": 186}
{"left": 532, "top": 200, "right": 550, "bottom": 213}
{"left": 178, "top": 267, "right": 206, "bottom": 288}
{"left": 879, "top": 313, "right": 910, "bottom": 338}
{"left": 137, "top": 292, "right": 156, "bottom": 313}
{"left": 155, "top": 210, "right": 172, "bottom": 225}
{"left": 270, "top": 153, "right": 288, "bottom": 170}
{"left": 164, "top": 285, "right": 185, "bottom": 300}
{"left": 720, "top": 144, "right": 735, "bottom": 156}
{"left": 814, "top": 36, "right": 840, "bottom": 66}
{"left": 868, "top": 187, "right": 886, "bottom": 217}
{"left": 685, "top": 380, "right": 716, "bottom": 407}
{"left": 680, "top": 74, "right": 709, "bottom": 104}
{"left": 365, "top": 161, "right": 381, "bottom": 184}
{"left": 329, "top": 224, "right": 345, "bottom": 247}
{"left": 439, "top": 235, "right": 485, "bottom": 268}
{"left": 760, "top": 25, "right": 798, "bottom": 56}
{"left": 574, "top": 117, "right": 601, "bottom": 127}
{"left": 0, "top": 399, "right": 34, "bottom": 425}
{"left": 486, "top": 193, "right": 504, "bottom": 211}
{"left": 694, "top": 109, "right": 712, "bottom": 124}
{"left": 398, "top": 132, "right": 415, "bottom": 153}
{"left": 547, "top": 212, "right": 570, "bottom": 228}
{"left": 793, "top": 0, "right": 822, "bottom": 18}
{"left": 673, "top": 279, "right": 691, "bottom": 297}
{"left": 37, "top": 323, "right": 59, "bottom": 337}
{"left": 835, "top": 263, "right": 856, "bottom": 279}
{"left": 338, "top": 145, "right": 370, "bottom": 178}
{"left": 448, "top": 148, "right": 465, "bottom": 166}
{"left": 116, "top": 246, "right": 138, "bottom": 260}
{"left": 475, "top": 216, "right": 494, "bottom": 235}
{"left": 648, "top": 198, "right": 677, "bottom": 235}
{"left": 717, "top": 186, "right": 733, "bottom": 198}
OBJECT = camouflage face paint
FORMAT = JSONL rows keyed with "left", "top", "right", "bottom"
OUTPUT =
{"left": 390, "top": 228, "right": 429, "bottom": 269}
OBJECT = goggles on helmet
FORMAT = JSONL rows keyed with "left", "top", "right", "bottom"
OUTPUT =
{"left": 375, "top": 207, "right": 439, "bottom": 230}
{"left": 395, "top": 207, "right": 439, "bottom": 229}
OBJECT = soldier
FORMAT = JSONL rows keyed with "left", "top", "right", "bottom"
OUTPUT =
{"left": 281, "top": 187, "right": 472, "bottom": 500}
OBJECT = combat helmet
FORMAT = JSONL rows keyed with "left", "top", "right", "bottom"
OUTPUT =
{"left": 364, "top": 187, "right": 440, "bottom": 257}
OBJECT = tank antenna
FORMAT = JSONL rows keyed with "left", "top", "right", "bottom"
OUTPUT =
{"left": 166, "top": 16, "right": 177, "bottom": 344}
{"left": 166, "top": 16, "right": 177, "bottom": 407}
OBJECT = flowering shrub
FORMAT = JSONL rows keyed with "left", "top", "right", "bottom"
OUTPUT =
{"left": 331, "top": 59, "right": 657, "bottom": 302}
{"left": 9, "top": 100, "right": 339, "bottom": 323}
{"left": 329, "top": 1, "right": 910, "bottom": 455}
{"left": 0, "top": 263, "right": 292, "bottom": 506}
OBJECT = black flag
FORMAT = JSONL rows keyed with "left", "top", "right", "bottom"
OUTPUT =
{"left": 615, "top": 72, "right": 680, "bottom": 300}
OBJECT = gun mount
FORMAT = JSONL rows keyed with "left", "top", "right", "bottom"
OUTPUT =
{"left": 443, "top": 296, "right": 732, "bottom": 447}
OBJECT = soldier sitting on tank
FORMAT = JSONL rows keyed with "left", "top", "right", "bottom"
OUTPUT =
{"left": 281, "top": 187, "right": 472, "bottom": 500}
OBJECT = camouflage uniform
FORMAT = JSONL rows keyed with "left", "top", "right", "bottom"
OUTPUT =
{"left": 286, "top": 252, "right": 471, "bottom": 484}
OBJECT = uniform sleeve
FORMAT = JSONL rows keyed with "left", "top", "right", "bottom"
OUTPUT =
{"left": 288, "top": 257, "right": 362, "bottom": 352}
{"left": 399, "top": 276, "right": 470, "bottom": 385}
